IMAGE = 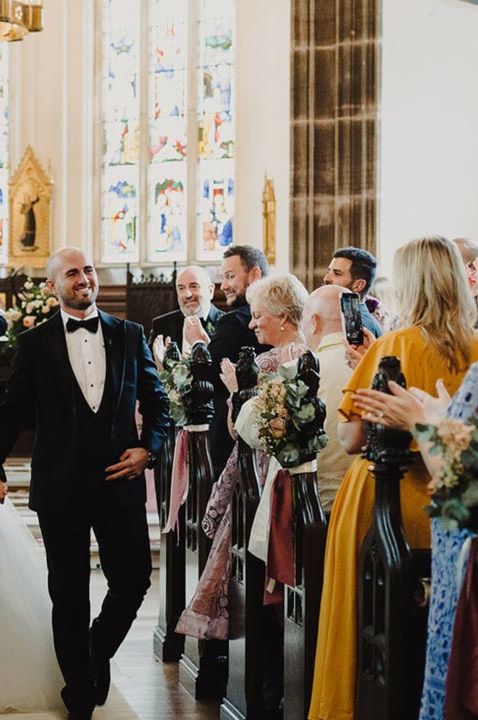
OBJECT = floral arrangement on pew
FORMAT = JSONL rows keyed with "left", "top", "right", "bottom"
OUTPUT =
{"left": 415, "top": 417, "right": 478, "bottom": 530}
{"left": 2, "top": 279, "right": 59, "bottom": 351}
{"left": 158, "top": 345, "right": 191, "bottom": 428}
{"left": 255, "top": 355, "right": 328, "bottom": 468}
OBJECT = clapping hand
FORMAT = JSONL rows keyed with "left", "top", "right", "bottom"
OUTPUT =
{"left": 352, "top": 378, "right": 450, "bottom": 431}
{"left": 183, "top": 315, "right": 210, "bottom": 345}
{"left": 344, "top": 327, "right": 375, "bottom": 370}
{"left": 220, "top": 358, "right": 238, "bottom": 394}
{"left": 152, "top": 334, "right": 170, "bottom": 369}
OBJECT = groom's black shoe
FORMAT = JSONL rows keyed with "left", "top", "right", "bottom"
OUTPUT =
{"left": 92, "top": 655, "right": 110, "bottom": 706}
{"left": 67, "top": 709, "right": 93, "bottom": 720}
{"left": 89, "top": 633, "right": 111, "bottom": 706}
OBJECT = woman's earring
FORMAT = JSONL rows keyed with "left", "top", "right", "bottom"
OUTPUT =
{"left": 280, "top": 325, "right": 285, "bottom": 331}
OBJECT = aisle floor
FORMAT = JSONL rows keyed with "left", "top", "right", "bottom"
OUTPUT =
{"left": 92, "top": 570, "right": 220, "bottom": 720}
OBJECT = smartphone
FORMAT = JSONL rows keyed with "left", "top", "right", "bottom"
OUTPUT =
{"left": 340, "top": 292, "right": 364, "bottom": 345}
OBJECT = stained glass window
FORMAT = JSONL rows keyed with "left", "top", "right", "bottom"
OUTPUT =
{"left": 196, "top": 0, "right": 234, "bottom": 260}
{"left": 0, "top": 44, "right": 9, "bottom": 266}
{"left": 148, "top": 0, "right": 188, "bottom": 261}
{"left": 101, "top": 0, "right": 140, "bottom": 263}
{"left": 100, "top": 0, "right": 235, "bottom": 265}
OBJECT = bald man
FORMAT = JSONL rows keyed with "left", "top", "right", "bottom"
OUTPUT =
{"left": 0, "top": 247, "right": 170, "bottom": 720}
{"left": 149, "top": 265, "right": 224, "bottom": 355}
{"left": 302, "top": 285, "right": 355, "bottom": 510}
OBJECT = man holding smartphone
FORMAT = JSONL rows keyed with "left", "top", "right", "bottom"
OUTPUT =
{"left": 323, "top": 246, "right": 383, "bottom": 338}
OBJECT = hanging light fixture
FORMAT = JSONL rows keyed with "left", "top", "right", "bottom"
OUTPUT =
{"left": 0, "top": 1, "right": 43, "bottom": 42}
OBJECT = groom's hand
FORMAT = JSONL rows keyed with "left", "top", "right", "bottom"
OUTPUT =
{"left": 0, "top": 480, "right": 8, "bottom": 504}
{"left": 105, "top": 447, "right": 149, "bottom": 481}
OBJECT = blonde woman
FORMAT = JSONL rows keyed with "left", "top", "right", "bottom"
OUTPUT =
{"left": 175, "top": 273, "right": 309, "bottom": 641}
{"left": 309, "top": 236, "right": 478, "bottom": 720}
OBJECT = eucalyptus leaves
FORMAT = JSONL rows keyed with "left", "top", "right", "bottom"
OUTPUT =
{"left": 159, "top": 358, "right": 192, "bottom": 427}
{"left": 255, "top": 362, "right": 328, "bottom": 468}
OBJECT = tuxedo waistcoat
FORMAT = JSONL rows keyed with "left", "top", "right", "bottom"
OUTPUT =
{"left": 71, "top": 354, "right": 115, "bottom": 487}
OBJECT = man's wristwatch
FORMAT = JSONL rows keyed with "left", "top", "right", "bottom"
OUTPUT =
{"left": 146, "top": 451, "right": 159, "bottom": 469}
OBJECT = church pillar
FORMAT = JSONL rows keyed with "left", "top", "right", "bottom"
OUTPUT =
{"left": 290, "top": 0, "right": 380, "bottom": 289}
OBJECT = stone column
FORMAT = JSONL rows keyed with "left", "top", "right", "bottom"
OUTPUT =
{"left": 290, "top": 0, "right": 380, "bottom": 289}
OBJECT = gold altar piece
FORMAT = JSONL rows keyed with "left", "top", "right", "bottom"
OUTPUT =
{"left": 9, "top": 146, "right": 52, "bottom": 268}
{"left": 262, "top": 176, "right": 276, "bottom": 266}
{"left": 0, "top": 1, "right": 43, "bottom": 42}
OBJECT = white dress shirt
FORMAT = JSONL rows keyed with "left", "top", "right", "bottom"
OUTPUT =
{"left": 60, "top": 307, "right": 106, "bottom": 413}
{"left": 316, "top": 331, "right": 355, "bottom": 509}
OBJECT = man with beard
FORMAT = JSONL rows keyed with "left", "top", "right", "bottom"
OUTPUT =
{"left": 184, "top": 244, "right": 270, "bottom": 475}
{"left": 323, "top": 246, "right": 383, "bottom": 337}
{"left": 0, "top": 247, "right": 169, "bottom": 720}
{"left": 149, "top": 265, "right": 224, "bottom": 356}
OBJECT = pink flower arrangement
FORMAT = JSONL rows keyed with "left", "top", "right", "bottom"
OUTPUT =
{"left": 415, "top": 417, "right": 478, "bottom": 530}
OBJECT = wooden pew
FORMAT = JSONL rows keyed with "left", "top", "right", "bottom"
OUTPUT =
{"left": 154, "top": 422, "right": 185, "bottom": 662}
{"left": 355, "top": 356, "right": 430, "bottom": 720}
{"left": 220, "top": 347, "right": 268, "bottom": 720}
{"left": 178, "top": 342, "right": 228, "bottom": 700}
{"left": 154, "top": 344, "right": 185, "bottom": 662}
{"left": 283, "top": 352, "right": 328, "bottom": 720}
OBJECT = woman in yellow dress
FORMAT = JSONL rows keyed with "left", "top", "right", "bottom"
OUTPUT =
{"left": 308, "top": 236, "right": 478, "bottom": 720}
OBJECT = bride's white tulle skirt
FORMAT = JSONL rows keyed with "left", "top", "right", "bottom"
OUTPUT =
{"left": 0, "top": 498, "right": 63, "bottom": 712}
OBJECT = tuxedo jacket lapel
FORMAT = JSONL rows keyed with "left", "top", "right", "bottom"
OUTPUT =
{"left": 42, "top": 312, "right": 76, "bottom": 409}
{"left": 99, "top": 310, "right": 126, "bottom": 415}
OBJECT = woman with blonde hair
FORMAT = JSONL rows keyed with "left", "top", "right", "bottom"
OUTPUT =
{"left": 175, "top": 273, "right": 309, "bottom": 642}
{"left": 309, "top": 236, "right": 478, "bottom": 720}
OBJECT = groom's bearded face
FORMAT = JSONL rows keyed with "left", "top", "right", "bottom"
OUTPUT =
{"left": 52, "top": 251, "right": 99, "bottom": 311}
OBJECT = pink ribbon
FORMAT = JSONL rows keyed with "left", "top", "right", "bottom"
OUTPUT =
{"left": 164, "top": 428, "right": 189, "bottom": 535}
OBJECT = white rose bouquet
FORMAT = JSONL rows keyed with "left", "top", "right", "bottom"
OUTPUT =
{"left": 2, "top": 279, "right": 59, "bottom": 351}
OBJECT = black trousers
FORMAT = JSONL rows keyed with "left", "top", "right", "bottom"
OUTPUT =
{"left": 38, "top": 486, "right": 152, "bottom": 712}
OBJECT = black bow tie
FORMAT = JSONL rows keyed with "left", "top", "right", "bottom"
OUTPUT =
{"left": 66, "top": 316, "right": 99, "bottom": 334}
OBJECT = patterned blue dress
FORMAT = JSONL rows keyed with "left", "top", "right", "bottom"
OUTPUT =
{"left": 420, "top": 363, "right": 478, "bottom": 719}
{"left": 419, "top": 520, "right": 473, "bottom": 719}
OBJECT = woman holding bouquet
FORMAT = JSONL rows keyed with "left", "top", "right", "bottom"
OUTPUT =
{"left": 308, "top": 236, "right": 478, "bottom": 720}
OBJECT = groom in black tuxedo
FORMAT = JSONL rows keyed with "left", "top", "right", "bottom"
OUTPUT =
{"left": 149, "top": 264, "right": 224, "bottom": 356}
{"left": 0, "top": 247, "right": 169, "bottom": 720}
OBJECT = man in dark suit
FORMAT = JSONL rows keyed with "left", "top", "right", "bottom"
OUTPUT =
{"left": 0, "top": 247, "right": 169, "bottom": 720}
{"left": 184, "top": 245, "right": 270, "bottom": 474}
{"left": 149, "top": 264, "right": 224, "bottom": 357}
